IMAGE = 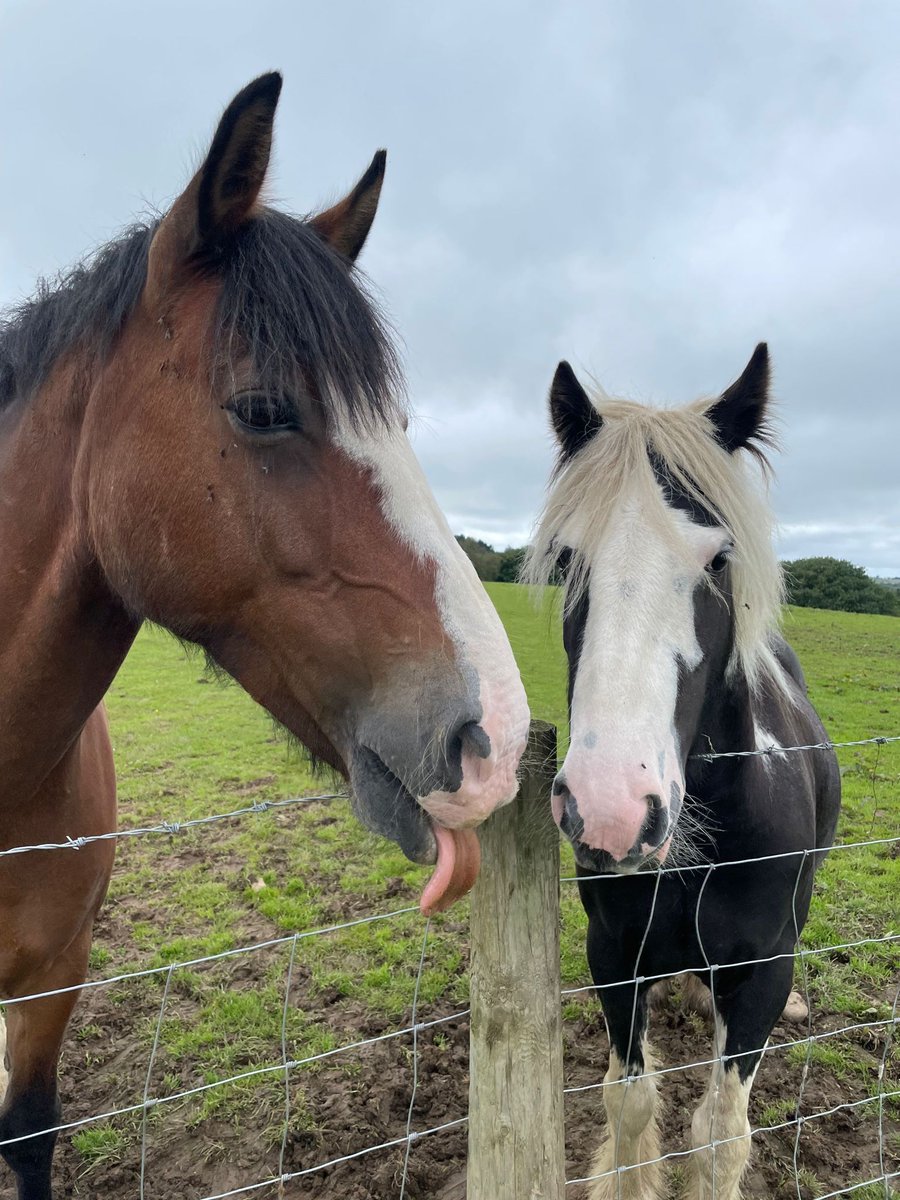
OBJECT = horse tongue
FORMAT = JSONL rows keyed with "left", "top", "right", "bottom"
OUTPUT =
{"left": 420, "top": 825, "right": 482, "bottom": 916}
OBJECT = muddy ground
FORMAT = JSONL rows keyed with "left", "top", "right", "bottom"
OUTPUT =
{"left": 0, "top": 847, "right": 895, "bottom": 1200}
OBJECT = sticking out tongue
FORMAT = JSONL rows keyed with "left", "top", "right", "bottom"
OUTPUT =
{"left": 420, "top": 825, "right": 482, "bottom": 916}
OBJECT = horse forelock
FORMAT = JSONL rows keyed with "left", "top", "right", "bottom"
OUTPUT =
{"left": 0, "top": 207, "right": 404, "bottom": 432}
{"left": 525, "top": 391, "right": 789, "bottom": 698}
{"left": 215, "top": 209, "right": 405, "bottom": 431}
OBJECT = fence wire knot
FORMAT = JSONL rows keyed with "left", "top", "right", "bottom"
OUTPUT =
{"left": 66, "top": 835, "right": 87, "bottom": 850}
{"left": 161, "top": 821, "right": 182, "bottom": 835}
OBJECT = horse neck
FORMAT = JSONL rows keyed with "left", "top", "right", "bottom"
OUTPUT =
{"left": 0, "top": 368, "right": 139, "bottom": 797}
{"left": 692, "top": 667, "right": 756, "bottom": 761}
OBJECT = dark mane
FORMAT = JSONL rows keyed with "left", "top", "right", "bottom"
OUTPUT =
{"left": 0, "top": 223, "right": 157, "bottom": 408}
{"left": 0, "top": 209, "right": 403, "bottom": 425}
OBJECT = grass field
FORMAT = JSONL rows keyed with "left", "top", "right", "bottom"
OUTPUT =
{"left": 36, "top": 587, "right": 899, "bottom": 1197}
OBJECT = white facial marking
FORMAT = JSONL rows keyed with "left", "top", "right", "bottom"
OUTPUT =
{"left": 334, "top": 421, "right": 530, "bottom": 823}
{"left": 559, "top": 487, "right": 727, "bottom": 863}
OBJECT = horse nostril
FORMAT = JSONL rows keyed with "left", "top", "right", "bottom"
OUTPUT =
{"left": 459, "top": 720, "right": 491, "bottom": 761}
{"left": 640, "top": 793, "right": 668, "bottom": 848}
{"left": 556, "top": 784, "right": 585, "bottom": 843}
{"left": 438, "top": 718, "right": 491, "bottom": 792}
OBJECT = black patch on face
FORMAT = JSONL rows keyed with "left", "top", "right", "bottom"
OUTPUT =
{"left": 674, "top": 580, "right": 735, "bottom": 765}
{"left": 649, "top": 450, "right": 720, "bottom": 527}
{"left": 646, "top": 450, "right": 738, "bottom": 766}
{"left": 562, "top": 565, "right": 591, "bottom": 712}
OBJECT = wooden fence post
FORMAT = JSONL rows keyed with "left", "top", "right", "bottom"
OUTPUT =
{"left": 467, "top": 719, "right": 563, "bottom": 1200}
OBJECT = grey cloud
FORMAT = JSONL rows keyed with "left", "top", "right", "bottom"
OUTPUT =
{"left": 1, "top": 0, "right": 897, "bottom": 571}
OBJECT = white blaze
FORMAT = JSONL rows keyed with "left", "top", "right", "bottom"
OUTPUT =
{"left": 335, "top": 421, "right": 530, "bottom": 824}
{"left": 559, "top": 492, "right": 726, "bottom": 861}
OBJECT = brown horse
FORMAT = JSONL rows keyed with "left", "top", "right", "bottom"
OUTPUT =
{"left": 0, "top": 73, "right": 529, "bottom": 1199}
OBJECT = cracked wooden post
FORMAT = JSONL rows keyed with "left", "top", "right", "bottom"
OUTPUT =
{"left": 467, "top": 719, "right": 563, "bottom": 1200}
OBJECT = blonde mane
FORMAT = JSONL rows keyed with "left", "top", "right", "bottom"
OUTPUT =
{"left": 524, "top": 390, "right": 787, "bottom": 696}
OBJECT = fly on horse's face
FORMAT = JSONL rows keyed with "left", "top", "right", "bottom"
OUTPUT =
{"left": 529, "top": 348, "right": 779, "bottom": 874}
{"left": 73, "top": 75, "right": 529, "bottom": 909}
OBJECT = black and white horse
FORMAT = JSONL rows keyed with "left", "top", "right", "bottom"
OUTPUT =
{"left": 527, "top": 345, "right": 841, "bottom": 1199}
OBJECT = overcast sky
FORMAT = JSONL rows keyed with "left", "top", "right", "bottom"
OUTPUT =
{"left": 2, "top": 0, "right": 898, "bottom": 574}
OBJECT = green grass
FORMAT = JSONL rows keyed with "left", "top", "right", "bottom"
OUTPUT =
{"left": 83, "top": 590, "right": 898, "bottom": 1158}
{"left": 71, "top": 1124, "right": 128, "bottom": 1170}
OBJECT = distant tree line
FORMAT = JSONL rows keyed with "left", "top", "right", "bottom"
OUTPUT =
{"left": 455, "top": 537, "right": 526, "bottom": 583}
{"left": 456, "top": 536, "right": 899, "bottom": 618}
{"left": 782, "top": 557, "right": 899, "bottom": 616}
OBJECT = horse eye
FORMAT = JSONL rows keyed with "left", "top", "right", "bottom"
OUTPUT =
{"left": 708, "top": 549, "right": 731, "bottom": 573}
{"left": 228, "top": 392, "right": 298, "bottom": 435}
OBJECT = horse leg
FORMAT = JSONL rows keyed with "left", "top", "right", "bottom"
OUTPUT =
{"left": 0, "top": 927, "right": 93, "bottom": 1200}
{"left": 688, "top": 957, "right": 794, "bottom": 1200}
{"left": 586, "top": 983, "right": 663, "bottom": 1200}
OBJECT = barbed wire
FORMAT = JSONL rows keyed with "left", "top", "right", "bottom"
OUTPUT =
{"left": 690, "top": 733, "right": 899, "bottom": 760}
{"left": 0, "top": 790, "right": 347, "bottom": 860}
{"left": 0, "top": 732, "right": 892, "bottom": 865}
{"left": 561, "top": 832, "right": 900, "bottom": 883}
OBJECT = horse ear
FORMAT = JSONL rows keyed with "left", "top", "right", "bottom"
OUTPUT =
{"left": 706, "top": 343, "right": 772, "bottom": 454}
{"left": 309, "top": 151, "right": 386, "bottom": 262}
{"left": 146, "top": 73, "right": 281, "bottom": 302}
{"left": 550, "top": 361, "right": 602, "bottom": 458}
{"left": 195, "top": 72, "right": 282, "bottom": 244}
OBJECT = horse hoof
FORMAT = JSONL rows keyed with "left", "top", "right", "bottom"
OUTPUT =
{"left": 781, "top": 990, "right": 809, "bottom": 1023}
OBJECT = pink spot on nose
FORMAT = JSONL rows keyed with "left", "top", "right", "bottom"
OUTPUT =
{"left": 561, "top": 757, "right": 671, "bottom": 862}
{"left": 580, "top": 810, "right": 646, "bottom": 862}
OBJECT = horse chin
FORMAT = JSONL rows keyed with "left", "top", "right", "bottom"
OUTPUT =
{"left": 347, "top": 747, "right": 484, "bottom": 914}
{"left": 347, "top": 745, "right": 437, "bottom": 865}
{"left": 573, "top": 845, "right": 649, "bottom": 876}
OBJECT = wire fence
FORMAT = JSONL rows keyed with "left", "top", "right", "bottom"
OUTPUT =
{"left": 0, "top": 733, "right": 896, "bottom": 1198}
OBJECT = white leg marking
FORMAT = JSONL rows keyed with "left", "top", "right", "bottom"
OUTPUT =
{"left": 688, "top": 1026, "right": 756, "bottom": 1200}
{"left": 0, "top": 1010, "right": 7, "bottom": 1104}
{"left": 587, "top": 1045, "right": 663, "bottom": 1200}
